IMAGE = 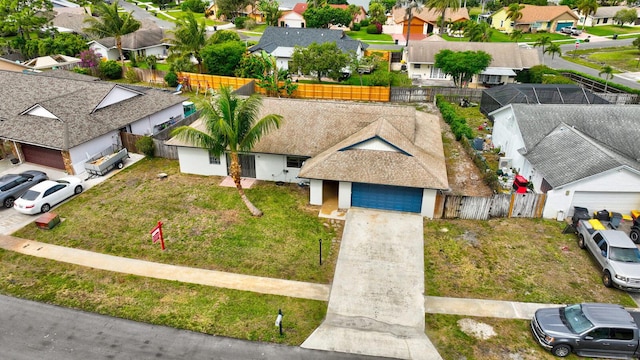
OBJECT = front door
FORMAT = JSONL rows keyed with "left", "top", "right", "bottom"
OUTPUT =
{"left": 227, "top": 154, "right": 256, "bottom": 178}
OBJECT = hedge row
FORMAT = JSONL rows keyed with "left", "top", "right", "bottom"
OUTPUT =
{"left": 435, "top": 95, "right": 473, "bottom": 141}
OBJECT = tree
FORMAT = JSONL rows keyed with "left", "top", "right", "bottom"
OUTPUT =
{"left": 506, "top": 3, "right": 524, "bottom": 29}
{"left": 0, "top": 0, "right": 52, "bottom": 38}
{"left": 613, "top": 8, "right": 637, "bottom": 27}
{"left": 165, "top": 12, "right": 208, "bottom": 73}
{"left": 544, "top": 43, "right": 562, "bottom": 60}
{"left": 209, "top": 29, "right": 241, "bottom": 44}
{"left": 533, "top": 36, "right": 551, "bottom": 65}
{"left": 576, "top": 0, "right": 597, "bottom": 30}
{"left": 599, "top": 64, "right": 614, "bottom": 92}
{"left": 201, "top": 41, "right": 246, "bottom": 76}
{"left": 257, "top": 0, "right": 282, "bottom": 26}
{"left": 368, "top": 2, "right": 387, "bottom": 25}
{"left": 425, "top": 0, "right": 460, "bottom": 35}
{"left": 633, "top": 35, "right": 640, "bottom": 53}
{"left": 303, "top": 5, "right": 353, "bottom": 28}
{"left": 171, "top": 86, "right": 282, "bottom": 217}
{"left": 464, "top": 22, "right": 493, "bottom": 42}
{"left": 434, "top": 49, "right": 492, "bottom": 87}
{"left": 145, "top": 55, "right": 158, "bottom": 82}
{"left": 290, "top": 42, "right": 350, "bottom": 82}
{"left": 510, "top": 29, "right": 523, "bottom": 42}
{"left": 83, "top": 1, "right": 141, "bottom": 73}
{"left": 254, "top": 51, "right": 298, "bottom": 97}
{"left": 372, "top": 0, "right": 397, "bottom": 13}
{"left": 215, "top": 0, "right": 251, "bottom": 19}
{"left": 348, "top": 51, "right": 380, "bottom": 85}
{"left": 394, "top": 0, "right": 425, "bottom": 48}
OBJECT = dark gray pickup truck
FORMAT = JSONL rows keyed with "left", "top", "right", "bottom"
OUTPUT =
{"left": 531, "top": 303, "right": 640, "bottom": 358}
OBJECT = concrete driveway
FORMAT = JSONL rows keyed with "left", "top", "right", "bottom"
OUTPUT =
{"left": 302, "top": 208, "right": 442, "bottom": 360}
{"left": 0, "top": 154, "right": 143, "bottom": 235}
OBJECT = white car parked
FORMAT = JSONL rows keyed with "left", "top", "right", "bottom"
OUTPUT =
{"left": 13, "top": 177, "right": 84, "bottom": 215}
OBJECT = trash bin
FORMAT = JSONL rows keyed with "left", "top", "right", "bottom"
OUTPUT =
{"left": 613, "top": 34, "right": 618, "bottom": 40}
{"left": 394, "top": 39, "right": 398, "bottom": 45}
{"left": 557, "top": 210, "right": 565, "bottom": 221}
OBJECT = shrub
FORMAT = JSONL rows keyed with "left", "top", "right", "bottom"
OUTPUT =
{"left": 73, "top": 67, "right": 91, "bottom": 75}
{"left": 436, "top": 95, "right": 474, "bottom": 141}
{"left": 164, "top": 71, "right": 179, "bottom": 87}
{"left": 135, "top": 136, "right": 155, "bottom": 158}
{"left": 352, "top": 23, "right": 361, "bottom": 31}
{"left": 234, "top": 16, "right": 248, "bottom": 29}
{"left": 366, "top": 23, "right": 380, "bottom": 34}
{"left": 98, "top": 60, "right": 122, "bottom": 79}
{"left": 181, "top": 0, "right": 206, "bottom": 13}
{"left": 125, "top": 68, "right": 140, "bottom": 82}
{"left": 244, "top": 19, "right": 257, "bottom": 30}
{"left": 359, "top": 19, "right": 369, "bottom": 27}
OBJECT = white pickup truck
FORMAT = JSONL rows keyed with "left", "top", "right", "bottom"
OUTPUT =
{"left": 561, "top": 26, "right": 582, "bottom": 35}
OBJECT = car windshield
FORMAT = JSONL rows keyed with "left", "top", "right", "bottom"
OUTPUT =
{"left": 610, "top": 246, "right": 640, "bottom": 263}
{"left": 562, "top": 304, "right": 594, "bottom": 333}
{"left": 20, "top": 190, "right": 41, "bottom": 201}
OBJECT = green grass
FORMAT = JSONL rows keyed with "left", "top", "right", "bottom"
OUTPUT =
{"left": 13, "top": 158, "right": 338, "bottom": 284}
{"left": 345, "top": 30, "right": 394, "bottom": 42}
{"left": 584, "top": 25, "right": 640, "bottom": 36}
{"left": 156, "top": 11, "right": 221, "bottom": 26}
{"left": 0, "top": 249, "right": 325, "bottom": 345}
{"left": 563, "top": 45, "right": 640, "bottom": 72}
{"left": 441, "top": 31, "right": 570, "bottom": 43}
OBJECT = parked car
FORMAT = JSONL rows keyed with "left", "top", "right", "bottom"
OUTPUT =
{"left": 13, "top": 176, "right": 83, "bottom": 215}
{"left": 577, "top": 219, "right": 640, "bottom": 291}
{"left": 561, "top": 26, "right": 582, "bottom": 36}
{"left": 0, "top": 170, "right": 48, "bottom": 208}
{"left": 531, "top": 302, "right": 640, "bottom": 358}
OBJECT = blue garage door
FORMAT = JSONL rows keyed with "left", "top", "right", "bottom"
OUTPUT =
{"left": 351, "top": 183, "right": 423, "bottom": 213}
{"left": 556, "top": 22, "right": 573, "bottom": 31}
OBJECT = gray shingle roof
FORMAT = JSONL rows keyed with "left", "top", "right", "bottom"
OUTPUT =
{"left": 91, "top": 22, "right": 170, "bottom": 50}
{"left": 510, "top": 104, "right": 640, "bottom": 162}
{"left": 249, "top": 26, "right": 368, "bottom": 54}
{"left": 524, "top": 123, "right": 640, "bottom": 187}
{"left": 407, "top": 42, "right": 540, "bottom": 69}
{"left": 0, "top": 70, "right": 185, "bottom": 150}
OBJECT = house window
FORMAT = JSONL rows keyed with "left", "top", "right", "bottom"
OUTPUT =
{"left": 479, "top": 74, "right": 501, "bottom": 84}
{"left": 603, "top": 18, "right": 608, "bottom": 24}
{"left": 413, "top": 64, "right": 421, "bottom": 69}
{"left": 286, "top": 156, "right": 307, "bottom": 168}
{"left": 430, "top": 67, "right": 447, "bottom": 79}
{"left": 208, "top": 151, "right": 221, "bottom": 165}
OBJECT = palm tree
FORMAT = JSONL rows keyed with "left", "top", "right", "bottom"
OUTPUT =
{"left": 533, "top": 36, "right": 551, "bottom": 65}
{"left": 394, "top": 0, "right": 425, "bottom": 48}
{"left": 145, "top": 55, "right": 158, "bottom": 83}
{"left": 165, "top": 12, "right": 208, "bottom": 74}
{"left": 599, "top": 65, "right": 614, "bottom": 93}
{"left": 506, "top": 3, "right": 524, "bottom": 31}
{"left": 425, "top": 0, "right": 460, "bottom": 35}
{"left": 83, "top": 1, "right": 141, "bottom": 73}
{"left": 577, "top": 0, "right": 598, "bottom": 30}
{"left": 464, "top": 22, "right": 493, "bottom": 42}
{"left": 544, "top": 43, "right": 562, "bottom": 60}
{"left": 509, "top": 29, "right": 523, "bottom": 42}
{"left": 171, "top": 86, "right": 283, "bottom": 217}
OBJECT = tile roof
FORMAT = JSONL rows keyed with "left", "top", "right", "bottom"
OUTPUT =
{"left": 508, "top": 5, "right": 578, "bottom": 23}
{"left": 407, "top": 41, "right": 540, "bottom": 69}
{"left": 0, "top": 70, "right": 185, "bottom": 150}
{"left": 248, "top": 26, "right": 367, "bottom": 54}
{"left": 391, "top": 7, "right": 470, "bottom": 24}
{"left": 166, "top": 98, "right": 448, "bottom": 190}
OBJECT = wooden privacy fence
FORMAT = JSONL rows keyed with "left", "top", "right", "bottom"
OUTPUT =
{"left": 390, "top": 87, "right": 483, "bottom": 103}
{"left": 437, "top": 193, "right": 546, "bottom": 220}
{"left": 120, "top": 132, "right": 179, "bottom": 160}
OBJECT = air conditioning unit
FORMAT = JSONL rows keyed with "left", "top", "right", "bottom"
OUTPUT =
{"left": 499, "top": 157, "right": 513, "bottom": 169}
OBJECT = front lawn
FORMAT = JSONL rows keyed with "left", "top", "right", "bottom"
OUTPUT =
{"left": 345, "top": 30, "right": 394, "bottom": 42}
{"left": 13, "top": 158, "right": 338, "bottom": 284}
{"left": 584, "top": 25, "right": 640, "bottom": 36}
{"left": 441, "top": 31, "right": 570, "bottom": 43}
{"left": 564, "top": 45, "right": 640, "bottom": 72}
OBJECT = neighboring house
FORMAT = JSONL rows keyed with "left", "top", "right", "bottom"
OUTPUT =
{"left": 51, "top": 0, "right": 80, "bottom": 7}
{"left": 206, "top": 3, "right": 265, "bottom": 22}
{"left": 384, "top": 7, "right": 470, "bottom": 41}
{"left": 248, "top": 26, "right": 368, "bottom": 70}
{"left": 278, "top": 10, "right": 306, "bottom": 28}
{"left": 406, "top": 42, "right": 540, "bottom": 87}
{"left": 575, "top": 6, "right": 640, "bottom": 27}
{"left": 88, "top": 22, "right": 171, "bottom": 61}
{"left": 490, "top": 104, "right": 640, "bottom": 219}
{"left": 165, "top": 98, "right": 449, "bottom": 218}
{"left": 0, "top": 71, "right": 186, "bottom": 175}
{"left": 22, "top": 55, "right": 81, "bottom": 71}
{"left": 490, "top": 5, "right": 578, "bottom": 33}
{"left": 480, "top": 83, "right": 610, "bottom": 115}
{"left": 277, "top": 3, "right": 366, "bottom": 28}
{"left": 50, "top": 7, "right": 91, "bottom": 35}
{"left": 0, "top": 57, "right": 35, "bottom": 73}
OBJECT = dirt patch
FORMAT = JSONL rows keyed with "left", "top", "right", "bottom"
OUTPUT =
{"left": 458, "top": 318, "right": 496, "bottom": 340}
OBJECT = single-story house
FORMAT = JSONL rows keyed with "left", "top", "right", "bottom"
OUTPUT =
{"left": 480, "top": 84, "right": 610, "bottom": 115}
{"left": 384, "top": 6, "right": 470, "bottom": 41}
{"left": 248, "top": 26, "right": 368, "bottom": 71}
{"left": 0, "top": 70, "right": 186, "bottom": 175}
{"left": 206, "top": 2, "right": 265, "bottom": 23}
{"left": 88, "top": 22, "right": 171, "bottom": 61}
{"left": 406, "top": 42, "right": 540, "bottom": 87}
{"left": 278, "top": 9, "right": 306, "bottom": 28}
{"left": 277, "top": 3, "right": 366, "bottom": 28}
{"left": 22, "top": 54, "right": 81, "bottom": 71}
{"left": 489, "top": 104, "right": 640, "bottom": 219}
{"left": 574, "top": 6, "right": 640, "bottom": 27}
{"left": 165, "top": 98, "right": 449, "bottom": 217}
{"left": 490, "top": 5, "right": 578, "bottom": 33}
{"left": 50, "top": 6, "right": 91, "bottom": 35}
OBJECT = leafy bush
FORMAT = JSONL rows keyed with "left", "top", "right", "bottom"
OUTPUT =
{"left": 366, "top": 23, "right": 382, "bottom": 34}
{"left": 73, "top": 67, "right": 91, "bottom": 75}
{"left": 359, "top": 19, "right": 369, "bottom": 27}
{"left": 135, "top": 136, "right": 155, "bottom": 158}
{"left": 244, "top": 19, "right": 257, "bottom": 30}
{"left": 164, "top": 71, "right": 179, "bottom": 87}
{"left": 436, "top": 95, "right": 473, "bottom": 141}
{"left": 352, "top": 23, "right": 361, "bottom": 31}
{"left": 98, "top": 60, "right": 122, "bottom": 79}
{"left": 180, "top": 0, "right": 206, "bottom": 13}
{"left": 125, "top": 68, "right": 139, "bottom": 82}
{"left": 234, "top": 16, "right": 249, "bottom": 28}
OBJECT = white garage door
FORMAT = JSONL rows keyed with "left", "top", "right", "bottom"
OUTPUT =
{"left": 572, "top": 192, "right": 640, "bottom": 215}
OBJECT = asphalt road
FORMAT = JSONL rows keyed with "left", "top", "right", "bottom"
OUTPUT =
{"left": 0, "top": 295, "right": 387, "bottom": 360}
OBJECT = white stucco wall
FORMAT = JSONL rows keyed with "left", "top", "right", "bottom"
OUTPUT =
{"left": 254, "top": 153, "right": 300, "bottom": 183}
{"left": 490, "top": 106, "right": 527, "bottom": 173}
{"left": 338, "top": 182, "right": 352, "bottom": 209}
{"left": 176, "top": 147, "right": 228, "bottom": 176}
{"left": 69, "top": 132, "right": 119, "bottom": 175}
{"left": 421, "top": 189, "right": 438, "bottom": 218}
{"left": 309, "top": 179, "right": 323, "bottom": 205}
{"left": 129, "top": 104, "right": 183, "bottom": 136}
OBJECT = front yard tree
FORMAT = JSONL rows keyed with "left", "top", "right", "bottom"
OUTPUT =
{"left": 0, "top": 0, "right": 52, "bottom": 38}
{"left": 257, "top": 0, "right": 282, "bottom": 26}
{"left": 464, "top": 22, "right": 493, "bottom": 42}
{"left": 544, "top": 43, "right": 562, "bottom": 60}
{"left": 303, "top": 5, "right": 352, "bottom": 28}
{"left": 613, "top": 8, "right": 637, "bottom": 27}
{"left": 434, "top": 49, "right": 492, "bottom": 87}
{"left": 84, "top": 1, "right": 141, "bottom": 73}
{"left": 368, "top": 2, "right": 387, "bottom": 25}
{"left": 166, "top": 12, "right": 208, "bottom": 73}
{"left": 576, "top": 0, "right": 597, "bottom": 30}
{"left": 171, "top": 86, "right": 283, "bottom": 217}
{"left": 290, "top": 42, "right": 350, "bottom": 82}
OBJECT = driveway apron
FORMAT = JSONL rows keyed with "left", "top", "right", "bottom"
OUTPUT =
{"left": 302, "top": 208, "right": 442, "bottom": 360}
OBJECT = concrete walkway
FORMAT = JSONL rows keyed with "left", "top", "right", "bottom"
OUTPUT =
{"left": 302, "top": 209, "right": 441, "bottom": 360}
